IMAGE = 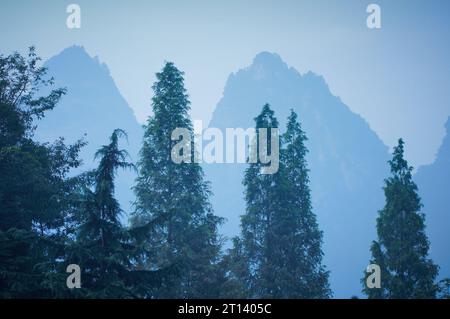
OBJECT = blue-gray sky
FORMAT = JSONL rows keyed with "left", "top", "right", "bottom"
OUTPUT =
{"left": 1, "top": 0, "right": 449, "bottom": 168}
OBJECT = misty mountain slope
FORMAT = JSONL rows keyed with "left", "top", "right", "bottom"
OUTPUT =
{"left": 415, "top": 117, "right": 450, "bottom": 281}
{"left": 35, "top": 46, "right": 142, "bottom": 216}
{"left": 204, "top": 52, "right": 390, "bottom": 297}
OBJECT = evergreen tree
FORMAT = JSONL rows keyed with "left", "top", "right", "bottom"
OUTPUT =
{"left": 363, "top": 139, "right": 439, "bottom": 298}
{"left": 278, "top": 110, "right": 330, "bottom": 298}
{"left": 217, "top": 237, "right": 249, "bottom": 298}
{"left": 70, "top": 129, "right": 171, "bottom": 298}
{"left": 131, "top": 62, "right": 223, "bottom": 298}
{"left": 235, "top": 105, "right": 330, "bottom": 298}
{"left": 239, "top": 104, "right": 279, "bottom": 298}
{"left": 70, "top": 129, "right": 134, "bottom": 297}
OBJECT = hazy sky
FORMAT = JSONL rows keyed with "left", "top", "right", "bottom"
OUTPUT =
{"left": 1, "top": 0, "right": 449, "bottom": 168}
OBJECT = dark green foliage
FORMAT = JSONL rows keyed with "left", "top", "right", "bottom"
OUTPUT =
{"left": 0, "top": 48, "right": 84, "bottom": 298}
{"left": 2, "top": 47, "right": 447, "bottom": 300}
{"left": 239, "top": 104, "right": 282, "bottom": 298}
{"left": 68, "top": 129, "right": 172, "bottom": 298}
{"left": 438, "top": 278, "right": 450, "bottom": 299}
{"left": 363, "top": 139, "right": 439, "bottom": 299}
{"left": 227, "top": 105, "right": 330, "bottom": 298}
{"left": 131, "top": 62, "right": 224, "bottom": 298}
{"left": 69, "top": 129, "right": 135, "bottom": 298}
{"left": 217, "top": 237, "right": 249, "bottom": 298}
{"left": 277, "top": 110, "right": 330, "bottom": 298}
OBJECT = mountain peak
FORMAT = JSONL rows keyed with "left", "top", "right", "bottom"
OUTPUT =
{"left": 252, "top": 51, "right": 286, "bottom": 67}
{"left": 241, "top": 51, "right": 291, "bottom": 82}
{"left": 252, "top": 51, "right": 288, "bottom": 70}
{"left": 53, "top": 45, "right": 91, "bottom": 61}
{"left": 45, "top": 45, "right": 110, "bottom": 82}
{"left": 36, "top": 47, "right": 142, "bottom": 216}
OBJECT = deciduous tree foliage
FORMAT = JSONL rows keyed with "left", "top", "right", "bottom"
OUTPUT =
{"left": 0, "top": 48, "right": 84, "bottom": 298}
{"left": 0, "top": 49, "right": 170, "bottom": 299}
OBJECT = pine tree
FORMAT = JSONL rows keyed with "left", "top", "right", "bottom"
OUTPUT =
{"left": 278, "top": 110, "right": 330, "bottom": 298}
{"left": 236, "top": 105, "right": 330, "bottom": 298}
{"left": 131, "top": 62, "right": 223, "bottom": 298}
{"left": 217, "top": 237, "right": 249, "bottom": 298}
{"left": 363, "top": 139, "right": 439, "bottom": 298}
{"left": 239, "top": 103, "right": 280, "bottom": 298}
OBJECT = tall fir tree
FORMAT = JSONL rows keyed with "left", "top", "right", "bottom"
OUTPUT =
{"left": 363, "top": 139, "right": 439, "bottom": 298}
{"left": 131, "top": 62, "right": 223, "bottom": 298}
{"left": 217, "top": 237, "right": 249, "bottom": 298}
{"left": 278, "top": 110, "right": 330, "bottom": 298}
{"left": 240, "top": 103, "right": 280, "bottom": 298}
{"left": 235, "top": 105, "right": 330, "bottom": 298}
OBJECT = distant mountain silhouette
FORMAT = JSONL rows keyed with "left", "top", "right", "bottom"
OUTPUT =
{"left": 204, "top": 52, "right": 390, "bottom": 297}
{"left": 415, "top": 117, "right": 450, "bottom": 282}
{"left": 35, "top": 46, "right": 142, "bottom": 216}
